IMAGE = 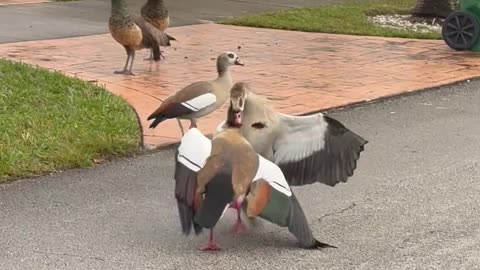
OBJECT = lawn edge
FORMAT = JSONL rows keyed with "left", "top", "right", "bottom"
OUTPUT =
{"left": 0, "top": 59, "right": 144, "bottom": 183}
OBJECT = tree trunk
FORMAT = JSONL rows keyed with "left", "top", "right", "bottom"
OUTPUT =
{"left": 412, "top": 0, "right": 453, "bottom": 18}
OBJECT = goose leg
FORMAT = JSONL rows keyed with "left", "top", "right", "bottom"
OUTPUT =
{"left": 199, "top": 229, "right": 220, "bottom": 251}
{"left": 229, "top": 198, "right": 247, "bottom": 235}
{"left": 144, "top": 48, "right": 153, "bottom": 61}
{"left": 189, "top": 119, "right": 198, "bottom": 129}
{"left": 126, "top": 50, "right": 136, "bottom": 76}
{"left": 177, "top": 119, "right": 185, "bottom": 136}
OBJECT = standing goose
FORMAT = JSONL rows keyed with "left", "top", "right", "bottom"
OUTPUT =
{"left": 174, "top": 109, "right": 337, "bottom": 251}
{"left": 147, "top": 52, "right": 244, "bottom": 131}
{"left": 140, "top": 0, "right": 171, "bottom": 60}
{"left": 217, "top": 82, "right": 368, "bottom": 187}
{"left": 109, "top": 0, "right": 176, "bottom": 75}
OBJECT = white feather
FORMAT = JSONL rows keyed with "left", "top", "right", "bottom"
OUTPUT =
{"left": 181, "top": 93, "right": 217, "bottom": 112}
{"left": 177, "top": 128, "right": 212, "bottom": 172}
{"left": 177, "top": 128, "right": 292, "bottom": 197}
{"left": 215, "top": 120, "right": 227, "bottom": 134}
{"left": 253, "top": 155, "right": 292, "bottom": 196}
{"left": 272, "top": 112, "right": 328, "bottom": 164}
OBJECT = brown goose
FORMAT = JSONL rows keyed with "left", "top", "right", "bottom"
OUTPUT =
{"left": 174, "top": 109, "right": 337, "bottom": 251}
{"left": 147, "top": 52, "right": 244, "bottom": 132}
{"left": 216, "top": 82, "right": 368, "bottom": 187}
{"left": 109, "top": 0, "right": 176, "bottom": 75}
{"left": 140, "top": 0, "right": 171, "bottom": 60}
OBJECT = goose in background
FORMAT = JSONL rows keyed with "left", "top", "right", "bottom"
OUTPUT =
{"left": 140, "top": 0, "right": 171, "bottom": 60}
{"left": 173, "top": 107, "right": 337, "bottom": 251}
{"left": 147, "top": 52, "right": 244, "bottom": 133}
{"left": 109, "top": 0, "right": 175, "bottom": 75}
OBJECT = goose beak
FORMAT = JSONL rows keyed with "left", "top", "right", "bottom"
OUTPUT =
{"left": 233, "top": 111, "right": 242, "bottom": 125}
{"left": 234, "top": 58, "right": 245, "bottom": 66}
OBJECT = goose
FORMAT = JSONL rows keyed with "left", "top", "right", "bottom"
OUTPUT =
{"left": 217, "top": 82, "right": 368, "bottom": 187}
{"left": 109, "top": 0, "right": 176, "bottom": 75}
{"left": 140, "top": 0, "right": 170, "bottom": 60}
{"left": 147, "top": 52, "right": 244, "bottom": 132}
{"left": 173, "top": 108, "right": 337, "bottom": 251}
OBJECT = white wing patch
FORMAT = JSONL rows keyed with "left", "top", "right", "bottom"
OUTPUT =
{"left": 253, "top": 155, "right": 292, "bottom": 196}
{"left": 177, "top": 128, "right": 212, "bottom": 172}
{"left": 215, "top": 120, "right": 227, "bottom": 134}
{"left": 273, "top": 113, "right": 328, "bottom": 164}
{"left": 181, "top": 93, "right": 217, "bottom": 112}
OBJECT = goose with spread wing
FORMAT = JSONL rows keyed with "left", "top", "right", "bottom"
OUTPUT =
{"left": 216, "top": 82, "right": 368, "bottom": 187}
{"left": 174, "top": 109, "right": 336, "bottom": 251}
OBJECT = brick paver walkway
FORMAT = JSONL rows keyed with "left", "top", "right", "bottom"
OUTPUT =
{"left": 0, "top": 0, "right": 47, "bottom": 6}
{"left": 1, "top": 23, "right": 479, "bottom": 148}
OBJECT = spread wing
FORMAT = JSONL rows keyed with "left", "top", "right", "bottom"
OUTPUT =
{"left": 244, "top": 157, "right": 336, "bottom": 249}
{"left": 272, "top": 113, "right": 368, "bottom": 187}
{"left": 253, "top": 154, "right": 292, "bottom": 197}
{"left": 174, "top": 128, "right": 212, "bottom": 235}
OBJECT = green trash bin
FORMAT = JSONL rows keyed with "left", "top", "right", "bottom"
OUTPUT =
{"left": 442, "top": 0, "right": 480, "bottom": 51}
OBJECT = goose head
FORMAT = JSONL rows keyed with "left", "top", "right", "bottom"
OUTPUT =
{"left": 227, "top": 82, "right": 249, "bottom": 127}
{"left": 217, "top": 52, "right": 244, "bottom": 74}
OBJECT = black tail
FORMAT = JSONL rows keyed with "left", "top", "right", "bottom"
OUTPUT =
{"left": 311, "top": 240, "right": 337, "bottom": 249}
{"left": 148, "top": 115, "right": 166, "bottom": 129}
{"left": 152, "top": 45, "right": 161, "bottom": 61}
{"left": 166, "top": 33, "right": 176, "bottom": 41}
{"left": 288, "top": 193, "right": 337, "bottom": 249}
{"left": 174, "top": 148, "right": 203, "bottom": 235}
{"left": 194, "top": 170, "right": 234, "bottom": 229}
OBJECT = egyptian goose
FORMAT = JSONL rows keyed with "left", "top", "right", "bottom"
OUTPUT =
{"left": 174, "top": 109, "right": 337, "bottom": 251}
{"left": 109, "top": 0, "right": 176, "bottom": 75}
{"left": 147, "top": 52, "right": 244, "bottom": 131}
{"left": 140, "top": 0, "right": 170, "bottom": 60}
{"left": 217, "top": 82, "right": 368, "bottom": 187}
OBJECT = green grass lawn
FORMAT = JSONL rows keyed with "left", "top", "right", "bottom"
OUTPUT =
{"left": 220, "top": 0, "right": 442, "bottom": 39}
{"left": 0, "top": 59, "right": 141, "bottom": 182}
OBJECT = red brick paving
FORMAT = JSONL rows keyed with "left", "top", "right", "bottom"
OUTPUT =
{"left": 0, "top": 23, "right": 479, "bottom": 148}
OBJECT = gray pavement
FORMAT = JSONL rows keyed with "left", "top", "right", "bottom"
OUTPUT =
{"left": 0, "top": 0, "right": 345, "bottom": 44}
{"left": 2, "top": 79, "right": 480, "bottom": 269}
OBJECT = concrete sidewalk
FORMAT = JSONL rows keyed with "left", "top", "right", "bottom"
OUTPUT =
{"left": 0, "top": 0, "right": 339, "bottom": 43}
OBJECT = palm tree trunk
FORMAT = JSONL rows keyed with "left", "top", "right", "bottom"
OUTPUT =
{"left": 412, "top": 0, "right": 453, "bottom": 18}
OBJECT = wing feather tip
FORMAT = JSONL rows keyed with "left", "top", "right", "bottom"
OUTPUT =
{"left": 310, "top": 239, "right": 337, "bottom": 249}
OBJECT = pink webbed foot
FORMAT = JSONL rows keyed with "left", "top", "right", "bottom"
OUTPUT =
{"left": 199, "top": 241, "right": 221, "bottom": 251}
{"left": 199, "top": 229, "right": 221, "bottom": 251}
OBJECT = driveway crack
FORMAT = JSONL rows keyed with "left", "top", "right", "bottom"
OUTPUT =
{"left": 32, "top": 250, "right": 105, "bottom": 262}
{"left": 318, "top": 202, "right": 357, "bottom": 222}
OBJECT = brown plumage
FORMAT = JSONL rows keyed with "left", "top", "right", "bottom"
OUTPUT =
{"left": 174, "top": 122, "right": 337, "bottom": 250}
{"left": 141, "top": 0, "right": 170, "bottom": 32}
{"left": 174, "top": 126, "right": 259, "bottom": 251}
{"left": 140, "top": 0, "right": 171, "bottom": 61}
{"left": 147, "top": 52, "right": 244, "bottom": 131}
{"left": 197, "top": 128, "right": 259, "bottom": 200}
{"left": 109, "top": 0, "right": 175, "bottom": 75}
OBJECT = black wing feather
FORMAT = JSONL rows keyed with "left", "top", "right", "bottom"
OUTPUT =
{"left": 148, "top": 103, "right": 194, "bottom": 129}
{"left": 194, "top": 168, "right": 235, "bottom": 229}
{"left": 287, "top": 192, "right": 337, "bottom": 249}
{"left": 277, "top": 115, "right": 368, "bottom": 187}
{"left": 173, "top": 148, "right": 203, "bottom": 235}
